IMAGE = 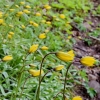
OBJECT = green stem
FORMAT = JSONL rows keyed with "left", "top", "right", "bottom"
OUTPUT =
{"left": 36, "top": 52, "right": 56, "bottom": 100}
{"left": 19, "top": 76, "right": 32, "bottom": 99}
{"left": 62, "top": 62, "right": 72, "bottom": 100}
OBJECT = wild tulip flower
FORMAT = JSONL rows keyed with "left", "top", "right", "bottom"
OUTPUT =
{"left": 32, "top": 22, "right": 38, "bottom": 27}
{"left": 72, "top": 96, "right": 82, "bottom": 100}
{"left": 41, "top": 46, "right": 48, "bottom": 50}
{"left": 54, "top": 65, "right": 64, "bottom": 71}
{"left": 25, "top": 5, "right": 31, "bottom": 9}
{"left": 23, "top": 9, "right": 30, "bottom": 14}
{"left": 44, "top": 4, "right": 51, "bottom": 10}
{"left": 16, "top": 11, "right": 23, "bottom": 17}
{"left": 20, "top": 2, "right": 25, "bottom": 5}
{"left": 8, "top": 34, "right": 12, "bottom": 39}
{"left": 9, "top": 9, "right": 15, "bottom": 12}
{"left": 35, "top": 12, "right": 41, "bottom": 16}
{"left": 0, "top": 11, "right": 3, "bottom": 18}
{"left": 0, "top": 19, "right": 4, "bottom": 24}
{"left": 29, "top": 44, "right": 38, "bottom": 53}
{"left": 39, "top": 33, "right": 46, "bottom": 39}
{"left": 56, "top": 50, "right": 75, "bottom": 62}
{"left": 2, "top": 55, "right": 13, "bottom": 61}
{"left": 21, "top": 25, "right": 26, "bottom": 29}
{"left": 9, "top": 32, "right": 14, "bottom": 35}
{"left": 46, "top": 21, "right": 51, "bottom": 25}
{"left": 80, "top": 56, "right": 96, "bottom": 67}
{"left": 29, "top": 69, "right": 44, "bottom": 77}
{"left": 59, "top": 14, "right": 65, "bottom": 19}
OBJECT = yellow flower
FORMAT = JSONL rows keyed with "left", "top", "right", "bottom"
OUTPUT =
{"left": 29, "top": 69, "right": 44, "bottom": 77}
{"left": 35, "top": 12, "right": 41, "bottom": 16}
{"left": 9, "top": 9, "right": 15, "bottom": 12}
{"left": 55, "top": 18, "right": 60, "bottom": 21}
{"left": 9, "top": 24, "right": 14, "bottom": 28}
{"left": 23, "top": 9, "right": 30, "bottom": 14}
{"left": 29, "top": 21, "right": 34, "bottom": 25}
{"left": 80, "top": 56, "right": 96, "bottom": 67}
{"left": 32, "top": 22, "right": 39, "bottom": 27}
{"left": 56, "top": 50, "right": 75, "bottom": 62}
{"left": 41, "top": 20, "right": 46, "bottom": 23}
{"left": 72, "top": 96, "right": 82, "bottom": 100}
{"left": 41, "top": 46, "right": 48, "bottom": 50}
{"left": 46, "top": 21, "right": 51, "bottom": 25}
{"left": 15, "top": 5, "right": 19, "bottom": 8}
{"left": 55, "top": 65, "right": 64, "bottom": 71}
{"left": 25, "top": 5, "right": 31, "bottom": 9}
{"left": 0, "top": 19, "right": 4, "bottom": 24}
{"left": 29, "top": 44, "right": 38, "bottom": 53}
{"left": 59, "top": 14, "right": 65, "bottom": 19}
{"left": 44, "top": 5, "right": 51, "bottom": 10}
{"left": 67, "top": 36, "right": 72, "bottom": 39}
{"left": 39, "top": 33, "right": 46, "bottom": 39}
{"left": 0, "top": 11, "right": 3, "bottom": 18}
{"left": 2, "top": 55, "right": 13, "bottom": 61}
{"left": 16, "top": 11, "right": 23, "bottom": 17}
{"left": 8, "top": 34, "right": 12, "bottom": 39}
{"left": 21, "top": 25, "right": 26, "bottom": 29}
{"left": 9, "top": 32, "right": 14, "bottom": 35}
{"left": 20, "top": 2, "right": 25, "bottom": 5}
{"left": 44, "top": 29, "right": 49, "bottom": 33}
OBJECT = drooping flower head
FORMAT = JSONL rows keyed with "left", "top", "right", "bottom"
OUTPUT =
{"left": 56, "top": 50, "right": 75, "bottom": 62}
{"left": 80, "top": 56, "right": 96, "bottom": 67}
{"left": 39, "top": 33, "right": 46, "bottom": 39}
{"left": 29, "top": 44, "right": 38, "bottom": 53}
{"left": 72, "top": 96, "right": 82, "bottom": 100}
{"left": 29, "top": 69, "right": 44, "bottom": 77}
{"left": 2, "top": 55, "right": 13, "bottom": 61}
{"left": 54, "top": 65, "right": 64, "bottom": 71}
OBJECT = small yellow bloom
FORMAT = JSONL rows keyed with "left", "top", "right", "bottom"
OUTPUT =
{"left": 23, "top": 9, "right": 30, "bottom": 14}
{"left": 35, "top": 12, "right": 41, "bottom": 16}
{"left": 55, "top": 18, "right": 60, "bottom": 21}
{"left": 55, "top": 65, "right": 64, "bottom": 71}
{"left": 0, "top": 11, "right": 3, "bottom": 18}
{"left": 29, "top": 21, "right": 34, "bottom": 25}
{"left": 39, "top": 33, "right": 46, "bottom": 39}
{"left": 78, "top": 36, "right": 82, "bottom": 40}
{"left": 41, "top": 20, "right": 46, "bottom": 23}
{"left": 29, "top": 69, "right": 44, "bottom": 77}
{"left": 56, "top": 50, "right": 75, "bottom": 62}
{"left": 41, "top": 46, "right": 48, "bottom": 50}
{"left": 16, "top": 11, "right": 23, "bottom": 16}
{"left": 20, "top": 2, "right": 25, "bottom": 5}
{"left": 67, "top": 36, "right": 72, "bottom": 39}
{"left": 9, "top": 9, "right": 15, "bottom": 12}
{"left": 44, "top": 29, "right": 49, "bottom": 33}
{"left": 21, "top": 25, "right": 26, "bottom": 29}
{"left": 59, "top": 14, "right": 65, "bottom": 19}
{"left": 0, "top": 19, "right": 4, "bottom": 24}
{"left": 9, "top": 24, "right": 14, "bottom": 28}
{"left": 25, "top": 5, "right": 31, "bottom": 9}
{"left": 32, "top": 22, "right": 39, "bottom": 27}
{"left": 44, "top": 5, "right": 51, "bottom": 10}
{"left": 2, "top": 55, "right": 13, "bottom": 61}
{"left": 46, "top": 21, "right": 51, "bottom": 25}
{"left": 15, "top": 5, "right": 19, "bottom": 8}
{"left": 29, "top": 44, "right": 38, "bottom": 53}
{"left": 9, "top": 32, "right": 14, "bottom": 35}
{"left": 8, "top": 34, "right": 12, "bottom": 39}
{"left": 80, "top": 56, "right": 96, "bottom": 67}
{"left": 72, "top": 96, "right": 82, "bottom": 100}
